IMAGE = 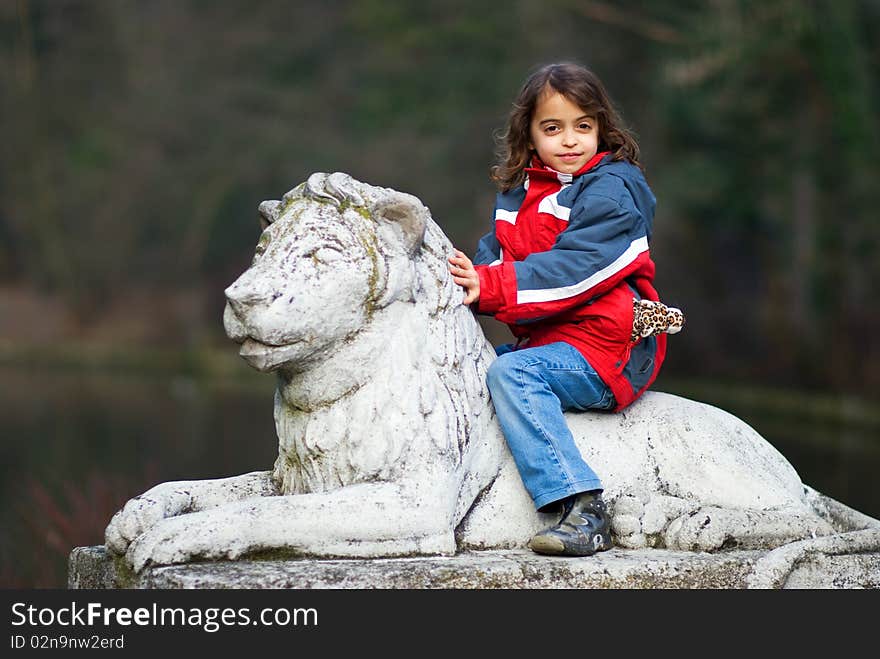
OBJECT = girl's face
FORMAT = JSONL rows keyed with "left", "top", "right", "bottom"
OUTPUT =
{"left": 528, "top": 89, "right": 599, "bottom": 174}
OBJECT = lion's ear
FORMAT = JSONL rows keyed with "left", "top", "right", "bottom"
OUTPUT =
{"left": 258, "top": 200, "right": 282, "bottom": 230}
{"left": 373, "top": 194, "right": 427, "bottom": 256}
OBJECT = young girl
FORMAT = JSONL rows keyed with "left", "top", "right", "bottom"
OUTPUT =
{"left": 449, "top": 62, "right": 683, "bottom": 557}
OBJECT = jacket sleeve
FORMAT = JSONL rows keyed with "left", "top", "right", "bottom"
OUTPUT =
{"left": 474, "top": 193, "right": 652, "bottom": 324}
{"left": 473, "top": 226, "right": 502, "bottom": 266}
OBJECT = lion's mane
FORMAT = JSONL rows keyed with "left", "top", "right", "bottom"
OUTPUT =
{"left": 269, "top": 173, "right": 497, "bottom": 496}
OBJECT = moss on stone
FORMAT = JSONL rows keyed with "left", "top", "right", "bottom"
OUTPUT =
{"left": 353, "top": 225, "right": 382, "bottom": 320}
{"left": 111, "top": 554, "right": 138, "bottom": 589}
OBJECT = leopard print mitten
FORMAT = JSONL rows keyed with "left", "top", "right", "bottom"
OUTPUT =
{"left": 631, "top": 299, "right": 685, "bottom": 342}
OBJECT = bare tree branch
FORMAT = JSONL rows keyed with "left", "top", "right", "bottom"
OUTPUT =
{"left": 565, "top": 0, "right": 683, "bottom": 45}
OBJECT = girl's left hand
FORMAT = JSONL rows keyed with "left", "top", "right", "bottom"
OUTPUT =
{"left": 448, "top": 249, "right": 480, "bottom": 305}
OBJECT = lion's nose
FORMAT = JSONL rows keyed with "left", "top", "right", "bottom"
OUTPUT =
{"left": 225, "top": 267, "right": 265, "bottom": 301}
{"left": 224, "top": 275, "right": 268, "bottom": 315}
{"left": 225, "top": 283, "right": 261, "bottom": 306}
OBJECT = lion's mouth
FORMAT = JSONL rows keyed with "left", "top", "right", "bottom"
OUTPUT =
{"left": 240, "top": 336, "right": 299, "bottom": 353}
{"left": 240, "top": 337, "right": 268, "bottom": 351}
{"left": 238, "top": 337, "right": 306, "bottom": 372}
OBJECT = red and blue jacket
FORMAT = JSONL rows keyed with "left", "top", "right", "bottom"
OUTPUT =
{"left": 473, "top": 152, "right": 666, "bottom": 411}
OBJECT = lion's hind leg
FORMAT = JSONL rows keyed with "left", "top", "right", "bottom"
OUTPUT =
{"left": 662, "top": 505, "right": 836, "bottom": 552}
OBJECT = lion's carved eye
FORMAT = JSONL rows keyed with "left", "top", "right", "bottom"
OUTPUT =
{"left": 314, "top": 247, "right": 343, "bottom": 264}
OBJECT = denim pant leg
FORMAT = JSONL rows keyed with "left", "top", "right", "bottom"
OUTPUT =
{"left": 486, "top": 341, "right": 615, "bottom": 512}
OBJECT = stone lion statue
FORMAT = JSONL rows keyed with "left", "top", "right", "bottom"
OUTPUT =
{"left": 105, "top": 172, "right": 880, "bottom": 584}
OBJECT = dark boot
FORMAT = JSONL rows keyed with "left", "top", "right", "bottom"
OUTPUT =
{"left": 528, "top": 491, "right": 612, "bottom": 556}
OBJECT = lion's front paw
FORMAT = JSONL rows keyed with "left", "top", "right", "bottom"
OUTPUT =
{"left": 105, "top": 485, "right": 194, "bottom": 556}
{"left": 124, "top": 515, "right": 207, "bottom": 572}
{"left": 123, "top": 507, "right": 253, "bottom": 572}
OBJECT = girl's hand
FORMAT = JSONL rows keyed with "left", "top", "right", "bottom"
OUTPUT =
{"left": 448, "top": 249, "right": 480, "bottom": 305}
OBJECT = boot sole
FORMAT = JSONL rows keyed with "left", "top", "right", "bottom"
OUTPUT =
{"left": 528, "top": 534, "right": 612, "bottom": 557}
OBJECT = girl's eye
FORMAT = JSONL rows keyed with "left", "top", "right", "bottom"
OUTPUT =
{"left": 579, "top": 122, "right": 592, "bottom": 130}
{"left": 544, "top": 125, "right": 559, "bottom": 134}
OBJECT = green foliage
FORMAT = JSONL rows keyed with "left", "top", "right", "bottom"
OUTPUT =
{"left": 1, "top": 0, "right": 878, "bottom": 394}
{"left": 651, "top": 0, "right": 879, "bottom": 390}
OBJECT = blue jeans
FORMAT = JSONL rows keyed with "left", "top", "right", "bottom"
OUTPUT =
{"left": 487, "top": 341, "right": 615, "bottom": 512}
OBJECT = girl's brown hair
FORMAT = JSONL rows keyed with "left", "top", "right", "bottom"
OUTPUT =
{"left": 490, "top": 62, "right": 642, "bottom": 192}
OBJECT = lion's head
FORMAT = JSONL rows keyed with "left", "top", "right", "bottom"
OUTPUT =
{"left": 223, "top": 172, "right": 448, "bottom": 373}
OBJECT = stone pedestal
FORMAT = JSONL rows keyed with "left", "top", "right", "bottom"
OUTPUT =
{"left": 68, "top": 545, "right": 880, "bottom": 589}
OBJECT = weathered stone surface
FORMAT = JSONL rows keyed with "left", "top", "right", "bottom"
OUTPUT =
{"left": 98, "top": 172, "right": 880, "bottom": 585}
{"left": 69, "top": 545, "right": 880, "bottom": 589}
{"left": 68, "top": 546, "right": 118, "bottom": 590}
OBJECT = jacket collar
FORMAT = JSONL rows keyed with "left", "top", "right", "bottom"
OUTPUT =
{"left": 525, "top": 151, "right": 611, "bottom": 184}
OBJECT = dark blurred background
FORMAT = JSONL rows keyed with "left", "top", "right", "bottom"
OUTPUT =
{"left": 2, "top": 0, "right": 878, "bottom": 587}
